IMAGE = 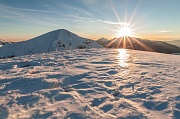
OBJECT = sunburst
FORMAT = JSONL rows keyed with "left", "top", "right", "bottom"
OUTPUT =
{"left": 116, "top": 24, "right": 134, "bottom": 38}
{"left": 106, "top": 1, "right": 154, "bottom": 52}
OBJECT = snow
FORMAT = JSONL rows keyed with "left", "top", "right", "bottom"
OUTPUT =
{"left": 0, "top": 29, "right": 102, "bottom": 58}
{"left": 0, "top": 48, "right": 180, "bottom": 119}
{"left": 0, "top": 40, "right": 11, "bottom": 48}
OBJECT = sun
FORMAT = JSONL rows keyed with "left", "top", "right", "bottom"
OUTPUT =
{"left": 117, "top": 25, "right": 134, "bottom": 37}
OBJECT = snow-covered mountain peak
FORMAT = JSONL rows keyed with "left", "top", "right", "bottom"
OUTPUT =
{"left": 0, "top": 29, "right": 102, "bottom": 58}
{"left": 58, "top": 29, "right": 73, "bottom": 34}
{"left": 45, "top": 29, "right": 78, "bottom": 39}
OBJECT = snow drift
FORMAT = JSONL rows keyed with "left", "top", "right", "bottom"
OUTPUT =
{"left": 0, "top": 29, "right": 102, "bottom": 58}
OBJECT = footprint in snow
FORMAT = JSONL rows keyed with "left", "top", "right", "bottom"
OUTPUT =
{"left": 143, "top": 101, "right": 168, "bottom": 111}
{"left": 106, "top": 70, "right": 118, "bottom": 75}
{"left": 91, "top": 97, "right": 108, "bottom": 107}
{"left": 100, "top": 104, "right": 113, "bottom": 113}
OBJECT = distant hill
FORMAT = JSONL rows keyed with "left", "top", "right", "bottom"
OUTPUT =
{"left": 165, "top": 40, "right": 180, "bottom": 47}
{"left": 0, "top": 29, "right": 102, "bottom": 58}
{"left": 96, "top": 37, "right": 109, "bottom": 47}
{"left": 97, "top": 37, "right": 180, "bottom": 54}
{"left": 0, "top": 40, "right": 12, "bottom": 47}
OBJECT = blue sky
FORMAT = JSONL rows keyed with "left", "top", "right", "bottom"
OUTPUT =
{"left": 0, "top": 0, "right": 180, "bottom": 41}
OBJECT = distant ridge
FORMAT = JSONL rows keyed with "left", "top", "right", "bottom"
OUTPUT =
{"left": 96, "top": 37, "right": 180, "bottom": 54}
{"left": 96, "top": 37, "right": 109, "bottom": 47}
{"left": 0, "top": 39, "right": 12, "bottom": 47}
{"left": 165, "top": 40, "right": 180, "bottom": 47}
{"left": 0, "top": 29, "right": 102, "bottom": 58}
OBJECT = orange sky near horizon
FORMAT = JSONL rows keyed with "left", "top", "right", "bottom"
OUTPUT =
{"left": 2, "top": 31, "right": 180, "bottom": 42}
{"left": 1, "top": 0, "right": 180, "bottom": 42}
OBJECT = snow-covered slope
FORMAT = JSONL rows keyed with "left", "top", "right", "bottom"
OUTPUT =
{"left": 0, "top": 49, "right": 179, "bottom": 119}
{"left": 0, "top": 29, "right": 102, "bottom": 58}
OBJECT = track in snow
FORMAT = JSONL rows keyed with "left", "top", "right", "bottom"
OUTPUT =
{"left": 0, "top": 49, "right": 180, "bottom": 119}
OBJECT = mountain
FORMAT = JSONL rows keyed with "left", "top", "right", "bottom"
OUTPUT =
{"left": 0, "top": 40, "right": 12, "bottom": 47}
{"left": 0, "top": 48, "right": 180, "bottom": 119}
{"left": 96, "top": 37, "right": 109, "bottom": 47}
{"left": 0, "top": 29, "right": 102, "bottom": 58}
{"left": 98, "top": 37, "right": 180, "bottom": 54}
{"left": 165, "top": 40, "right": 180, "bottom": 47}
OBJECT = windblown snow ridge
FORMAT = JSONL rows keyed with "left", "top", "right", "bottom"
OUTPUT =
{"left": 0, "top": 29, "right": 102, "bottom": 58}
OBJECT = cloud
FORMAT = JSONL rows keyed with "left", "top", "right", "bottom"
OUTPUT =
{"left": 158, "top": 30, "right": 173, "bottom": 33}
{"left": 58, "top": 3, "right": 94, "bottom": 17}
{"left": 141, "top": 30, "right": 175, "bottom": 35}
{"left": 0, "top": 3, "right": 94, "bottom": 22}
{"left": 97, "top": 20, "right": 130, "bottom": 25}
{"left": 0, "top": 4, "right": 62, "bottom": 27}
{"left": 0, "top": 2, "right": 131, "bottom": 33}
{"left": 78, "top": 0, "right": 97, "bottom": 5}
{"left": 0, "top": 4, "right": 64, "bottom": 16}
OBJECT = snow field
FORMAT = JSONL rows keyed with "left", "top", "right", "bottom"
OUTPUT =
{"left": 0, "top": 49, "right": 180, "bottom": 119}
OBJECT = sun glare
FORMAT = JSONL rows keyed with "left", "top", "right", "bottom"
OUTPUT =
{"left": 106, "top": 1, "right": 156, "bottom": 51}
{"left": 117, "top": 25, "right": 133, "bottom": 37}
{"left": 117, "top": 49, "right": 129, "bottom": 67}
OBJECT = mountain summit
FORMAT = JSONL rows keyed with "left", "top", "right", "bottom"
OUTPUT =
{"left": 0, "top": 29, "right": 102, "bottom": 58}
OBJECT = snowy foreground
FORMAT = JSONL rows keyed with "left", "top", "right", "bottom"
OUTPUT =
{"left": 0, "top": 49, "right": 180, "bottom": 119}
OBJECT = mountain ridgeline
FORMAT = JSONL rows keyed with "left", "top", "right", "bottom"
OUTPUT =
{"left": 97, "top": 37, "right": 180, "bottom": 54}
{"left": 0, "top": 40, "right": 12, "bottom": 47}
{"left": 0, "top": 29, "right": 102, "bottom": 58}
{"left": 165, "top": 40, "right": 180, "bottom": 47}
{"left": 0, "top": 30, "right": 180, "bottom": 59}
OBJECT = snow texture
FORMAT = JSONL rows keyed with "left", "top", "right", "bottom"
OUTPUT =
{"left": 0, "top": 29, "right": 102, "bottom": 58}
{"left": 0, "top": 49, "right": 180, "bottom": 119}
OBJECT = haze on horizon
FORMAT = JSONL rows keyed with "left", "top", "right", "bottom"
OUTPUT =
{"left": 0, "top": 0, "right": 180, "bottom": 42}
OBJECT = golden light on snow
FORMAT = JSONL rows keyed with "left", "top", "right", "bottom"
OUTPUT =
{"left": 117, "top": 49, "right": 129, "bottom": 67}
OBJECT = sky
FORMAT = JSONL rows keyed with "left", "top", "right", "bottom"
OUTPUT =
{"left": 0, "top": 0, "right": 180, "bottom": 42}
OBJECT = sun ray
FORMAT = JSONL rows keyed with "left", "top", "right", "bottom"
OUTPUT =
{"left": 117, "top": 37, "right": 123, "bottom": 48}
{"left": 123, "top": 36, "right": 126, "bottom": 48}
{"left": 109, "top": 1, "right": 123, "bottom": 28}
{"left": 128, "top": 0, "right": 141, "bottom": 25}
{"left": 126, "top": 36, "right": 135, "bottom": 49}
{"left": 129, "top": 21, "right": 151, "bottom": 30}
{"left": 109, "top": 0, "right": 155, "bottom": 52}
{"left": 131, "top": 37, "right": 154, "bottom": 51}
{"left": 106, "top": 38, "right": 118, "bottom": 48}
